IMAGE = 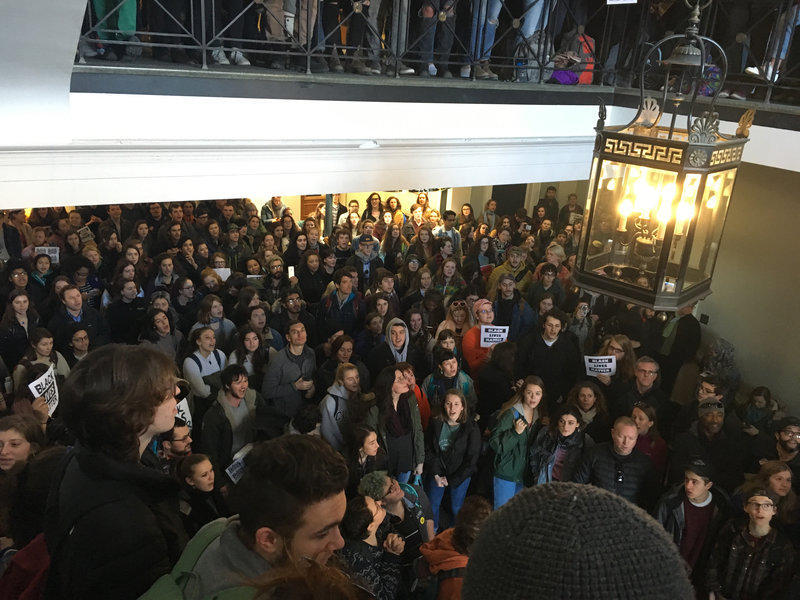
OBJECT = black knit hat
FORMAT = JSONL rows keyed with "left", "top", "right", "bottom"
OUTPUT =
{"left": 463, "top": 483, "right": 693, "bottom": 600}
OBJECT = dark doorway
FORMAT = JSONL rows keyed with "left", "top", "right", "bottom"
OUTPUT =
{"left": 491, "top": 184, "right": 527, "bottom": 216}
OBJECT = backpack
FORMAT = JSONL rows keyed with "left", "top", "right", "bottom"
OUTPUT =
{"left": 139, "top": 519, "right": 252, "bottom": 600}
{"left": 513, "top": 30, "right": 555, "bottom": 83}
{"left": 187, "top": 349, "right": 223, "bottom": 373}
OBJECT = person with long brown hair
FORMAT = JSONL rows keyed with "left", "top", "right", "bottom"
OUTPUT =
{"left": 595, "top": 333, "right": 637, "bottom": 414}
{"left": 566, "top": 380, "right": 611, "bottom": 444}
{"left": 734, "top": 460, "right": 799, "bottom": 528}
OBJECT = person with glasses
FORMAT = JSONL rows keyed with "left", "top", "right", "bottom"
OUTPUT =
{"left": 733, "top": 460, "right": 798, "bottom": 532}
{"left": 653, "top": 458, "right": 733, "bottom": 592}
{"left": 673, "top": 374, "right": 740, "bottom": 440}
{"left": 573, "top": 416, "right": 657, "bottom": 510}
{"left": 705, "top": 488, "right": 795, "bottom": 600}
{"left": 670, "top": 398, "right": 747, "bottom": 494}
{"left": 63, "top": 324, "right": 91, "bottom": 367}
{"left": 751, "top": 416, "right": 800, "bottom": 495}
{"left": 614, "top": 356, "right": 674, "bottom": 438}
{"left": 491, "top": 273, "right": 535, "bottom": 343}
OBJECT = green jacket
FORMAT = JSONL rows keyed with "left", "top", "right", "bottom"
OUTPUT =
{"left": 489, "top": 403, "right": 541, "bottom": 483}
{"left": 365, "top": 394, "right": 425, "bottom": 468}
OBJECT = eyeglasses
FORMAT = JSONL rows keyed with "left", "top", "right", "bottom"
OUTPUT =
{"left": 746, "top": 501, "right": 775, "bottom": 510}
{"left": 171, "top": 434, "right": 191, "bottom": 443}
{"left": 608, "top": 346, "right": 624, "bottom": 353}
{"left": 11, "top": 272, "right": 26, "bottom": 278}
{"left": 701, "top": 401, "right": 725, "bottom": 410}
{"left": 183, "top": 285, "right": 195, "bottom": 290}
{"left": 72, "top": 335, "right": 89, "bottom": 342}
{"left": 286, "top": 298, "right": 300, "bottom": 304}
{"left": 477, "top": 309, "right": 493, "bottom": 315}
{"left": 781, "top": 430, "right": 800, "bottom": 439}
{"left": 451, "top": 300, "right": 466, "bottom": 308}
{"left": 637, "top": 368, "right": 658, "bottom": 376}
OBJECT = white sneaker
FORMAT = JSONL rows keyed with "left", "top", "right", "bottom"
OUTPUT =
{"left": 428, "top": 62, "right": 437, "bottom": 77}
{"left": 717, "top": 89, "right": 730, "bottom": 98}
{"left": 230, "top": 48, "right": 251, "bottom": 66}
{"left": 729, "top": 90, "right": 747, "bottom": 100}
{"left": 211, "top": 47, "right": 230, "bottom": 65}
{"left": 744, "top": 66, "right": 763, "bottom": 78}
{"left": 460, "top": 64, "right": 471, "bottom": 78}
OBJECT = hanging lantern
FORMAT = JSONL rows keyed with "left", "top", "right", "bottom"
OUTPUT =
{"left": 574, "top": 0, "right": 756, "bottom": 311}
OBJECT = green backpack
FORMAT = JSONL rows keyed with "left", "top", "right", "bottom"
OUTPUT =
{"left": 139, "top": 518, "right": 253, "bottom": 600}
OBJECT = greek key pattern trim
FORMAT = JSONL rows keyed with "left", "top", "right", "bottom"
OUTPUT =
{"left": 603, "top": 138, "right": 683, "bottom": 164}
{"left": 709, "top": 146, "right": 743, "bottom": 166}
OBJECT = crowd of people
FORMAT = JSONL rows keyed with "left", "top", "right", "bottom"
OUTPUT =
{"left": 77, "top": 0, "right": 800, "bottom": 97}
{"left": 0, "top": 190, "right": 797, "bottom": 599}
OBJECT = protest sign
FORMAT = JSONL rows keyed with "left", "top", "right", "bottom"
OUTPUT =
{"left": 28, "top": 364, "right": 59, "bottom": 416}
{"left": 213, "top": 267, "right": 232, "bottom": 282}
{"left": 585, "top": 355, "right": 617, "bottom": 377}
{"left": 225, "top": 443, "right": 254, "bottom": 484}
{"left": 35, "top": 246, "right": 60, "bottom": 264}
{"left": 76, "top": 226, "right": 95, "bottom": 244}
{"left": 480, "top": 325, "right": 509, "bottom": 348}
{"left": 175, "top": 398, "right": 193, "bottom": 430}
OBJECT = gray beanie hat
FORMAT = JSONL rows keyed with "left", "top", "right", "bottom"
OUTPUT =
{"left": 463, "top": 483, "right": 693, "bottom": 600}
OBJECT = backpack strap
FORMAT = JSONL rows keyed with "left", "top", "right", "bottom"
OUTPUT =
{"left": 213, "top": 350, "right": 222, "bottom": 369}
{"left": 188, "top": 353, "right": 202, "bottom": 372}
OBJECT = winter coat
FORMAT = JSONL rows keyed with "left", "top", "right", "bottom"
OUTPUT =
{"left": 421, "top": 369, "right": 478, "bottom": 415}
{"left": 653, "top": 483, "right": 732, "bottom": 586}
{"left": 0, "top": 316, "right": 39, "bottom": 371}
{"left": 345, "top": 253, "right": 384, "bottom": 293}
{"left": 669, "top": 423, "right": 747, "bottom": 493}
{"left": 492, "top": 295, "right": 535, "bottom": 341}
{"left": 424, "top": 419, "right": 481, "bottom": 489}
{"left": 319, "top": 382, "right": 354, "bottom": 452}
{"left": 419, "top": 528, "right": 469, "bottom": 600}
{"left": 486, "top": 259, "right": 535, "bottom": 299}
{"left": 490, "top": 402, "right": 542, "bottom": 483}
{"left": 475, "top": 362, "right": 514, "bottom": 429}
{"left": 572, "top": 443, "right": 657, "bottom": 509}
{"left": 317, "top": 289, "right": 365, "bottom": 337}
{"left": 514, "top": 331, "right": 582, "bottom": 407}
{"left": 261, "top": 344, "right": 316, "bottom": 423}
{"left": 365, "top": 394, "right": 425, "bottom": 468}
{"left": 339, "top": 540, "right": 402, "bottom": 600}
{"left": 106, "top": 297, "right": 147, "bottom": 344}
{"left": 346, "top": 450, "right": 389, "bottom": 498}
{"left": 529, "top": 427, "right": 593, "bottom": 484}
{"left": 201, "top": 388, "right": 260, "bottom": 485}
{"left": 461, "top": 325, "right": 490, "bottom": 376}
{"left": 178, "top": 487, "right": 231, "bottom": 538}
{"left": 44, "top": 444, "right": 188, "bottom": 600}
{"left": 705, "top": 519, "right": 796, "bottom": 599}
{"left": 47, "top": 304, "right": 109, "bottom": 352}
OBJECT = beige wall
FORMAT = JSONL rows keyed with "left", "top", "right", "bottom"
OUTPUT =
{"left": 700, "top": 162, "right": 800, "bottom": 411}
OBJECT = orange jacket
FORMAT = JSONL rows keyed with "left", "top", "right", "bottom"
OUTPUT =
{"left": 420, "top": 528, "right": 468, "bottom": 600}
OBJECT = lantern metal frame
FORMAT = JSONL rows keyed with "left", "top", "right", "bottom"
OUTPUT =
{"left": 573, "top": 0, "right": 756, "bottom": 311}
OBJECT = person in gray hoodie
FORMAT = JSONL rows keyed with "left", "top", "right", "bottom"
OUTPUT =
{"left": 367, "top": 316, "right": 427, "bottom": 383}
{"left": 184, "top": 436, "right": 349, "bottom": 599}
{"left": 320, "top": 362, "right": 364, "bottom": 452}
{"left": 260, "top": 321, "right": 316, "bottom": 437}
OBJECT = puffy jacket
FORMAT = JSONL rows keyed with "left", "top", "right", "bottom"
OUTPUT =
{"left": 529, "top": 427, "right": 593, "bottom": 484}
{"left": 489, "top": 403, "right": 542, "bottom": 483}
{"left": 492, "top": 295, "right": 535, "bottom": 341}
{"left": 424, "top": 419, "right": 481, "bottom": 489}
{"left": 572, "top": 442, "right": 657, "bottom": 509}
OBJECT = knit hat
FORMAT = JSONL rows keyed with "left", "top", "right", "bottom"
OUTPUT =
{"left": 462, "top": 483, "right": 694, "bottom": 600}
{"left": 698, "top": 399, "right": 725, "bottom": 418}
{"left": 472, "top": 299, "right": 493, "bottom": 320}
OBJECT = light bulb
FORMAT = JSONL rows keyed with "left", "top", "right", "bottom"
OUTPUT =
{"left": 677, "top": 201, "right": 694, "bottom": 222}
{"left": 619, "top": 198, "right": 634, "bottom": 217}
{"left": 657, "top": 203, "right": 672, "bottom": 223}
{"left": 661, "top": 183, "right": 677, "bottom": 203}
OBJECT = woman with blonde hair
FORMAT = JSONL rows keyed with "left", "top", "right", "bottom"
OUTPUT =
{"left": 435, "top": 298, "right": 475, "bottom": 353}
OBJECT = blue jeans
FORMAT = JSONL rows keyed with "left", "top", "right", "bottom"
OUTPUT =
{"left": 425, "top": 476, "right": 471, "bottom": 530}
{"left": 397, "top": 471, "right": 411, "bottom": 484}
{"left": 469, "top": 0, "right": 502, "bottom": 61}
{"left": 493, "top": 476, "right": 523, "bottom": 509}
{"left": 519, "top": 0, "right": 550, "bottom": 41}
{"left": 772, "top": 4, "right": 800, "bottom": 61}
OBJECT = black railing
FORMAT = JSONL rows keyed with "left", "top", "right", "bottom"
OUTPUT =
{"left": 76, "top": 0, "right": 800, "bottom": 104}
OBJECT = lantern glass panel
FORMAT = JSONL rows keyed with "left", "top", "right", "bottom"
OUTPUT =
{"left": 682, "top": 167, "right": 736, "bottom": 290}
{"left": 584, "top": 160, "right": 678, "bottom": 291}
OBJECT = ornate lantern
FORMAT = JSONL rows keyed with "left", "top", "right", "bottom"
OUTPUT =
{"left": 574, "top": 0, "right": 755, "bottom": 310}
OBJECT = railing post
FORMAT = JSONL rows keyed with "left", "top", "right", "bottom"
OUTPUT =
{"left": 201, "top": 0, "right": 208, "bottom": 69}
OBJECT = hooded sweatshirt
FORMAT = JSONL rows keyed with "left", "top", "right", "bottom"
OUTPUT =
{"left": 385, "top": 317, "right": 410, "bottom": 363}
{"left": 320, "top": 381, "right": 351, "bottom": 452}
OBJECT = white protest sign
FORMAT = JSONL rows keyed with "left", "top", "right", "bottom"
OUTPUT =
{"left": 28, "top": 364, "right": 59, "bottom": 416}
{"left": 76, "top": 226, "right": 95, "bottom": 244}
{"left": 480, "top": 325, "right": 509, "bottom": 348}
{"left": 225, "top": 443, "right": 254, "bottom": 484}
{"left": 35, "top": 246, "right": 60, "bottom": 264}
{"left": 585, "top": 355, "right": 617, "bottom": 377}
{"left": 213, "top": 267, "right": 231, "bottom": 282}
{"left": 175, "top": 398, "right": 193, "bottom": 430}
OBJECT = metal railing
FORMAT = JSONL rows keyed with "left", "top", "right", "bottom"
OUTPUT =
{"left": 76, "top": 0, "right": 800, "bottom": 104}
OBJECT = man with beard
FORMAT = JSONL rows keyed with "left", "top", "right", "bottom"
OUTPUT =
{"left": 144, "top": 417, "right": 193, "bottom": 475}
{"left": 750, "top": 416, "right": 800, "bottom": 494}
{"left": 669, "top": 399, "right": 747, "bottom": 493}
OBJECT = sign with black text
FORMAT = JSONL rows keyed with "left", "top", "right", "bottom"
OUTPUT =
{"left": 480, "top": 325, "right": 509, "bottom": 348}
{"left": 35, "top": 246, "right": 60, "bottom": 264}
{"left": 28, "top": 364, "right": 59, "bottom": 416}
{"left": 585, "top": 355, "right": 617, "bottom": 377}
